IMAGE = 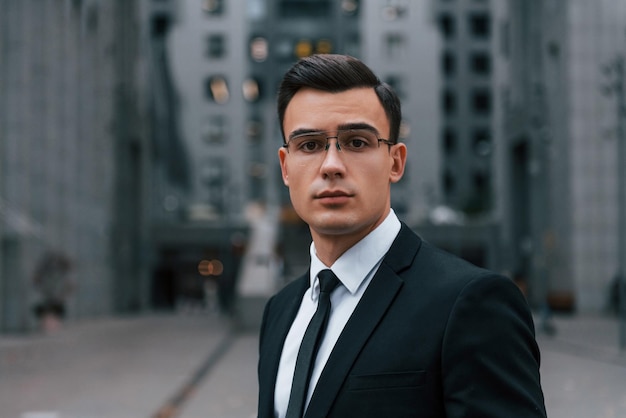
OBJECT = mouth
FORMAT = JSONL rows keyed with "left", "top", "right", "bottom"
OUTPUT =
{"left": 315, "top": 190, "right": 353, "bottom": 205}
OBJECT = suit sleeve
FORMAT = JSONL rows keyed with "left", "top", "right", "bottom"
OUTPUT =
{"left": 257, "top": 294, "right": 277, "bottom": 418}
{"left": 441, "top": 274, "right": 547, "bottom": 418}
{"left": 258, "top": 294, "right": 273, "bottom": 355}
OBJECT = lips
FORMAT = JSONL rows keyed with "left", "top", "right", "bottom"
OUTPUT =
{"left": 315, "top": 190, "right": 353, "bottom": 204}
{"left": 317, "top": 190, "right": 350, "bottom": 198}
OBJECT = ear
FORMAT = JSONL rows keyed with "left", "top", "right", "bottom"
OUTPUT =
{"left": 389, "top": 143, "right": 407, "bottom": 184}
{"left": 278, "top": 147, "right": 290, "bottom": 186}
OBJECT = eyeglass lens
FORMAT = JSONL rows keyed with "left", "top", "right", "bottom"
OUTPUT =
{"left": 287, "top": 129, "right": 382, "bottom": 155}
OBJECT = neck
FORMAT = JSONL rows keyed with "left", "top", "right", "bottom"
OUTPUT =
{"left": 310, "top": 208, "right": 393, "bottom": 266}
{"left": 311, "top": 232, "right": 364, "bottom": 267}
{"left": 310, "top": 215, "right": 389, "bottom": 266}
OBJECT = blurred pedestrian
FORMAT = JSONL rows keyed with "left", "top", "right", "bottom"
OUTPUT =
{"left": 32, "top": 251, "right": 74, "bottom": 332}
{"left": 257, "top": 54, "right": 546, "bottom": 418}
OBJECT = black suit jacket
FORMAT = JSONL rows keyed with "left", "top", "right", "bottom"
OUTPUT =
{"left": 258, "top": 224, "right": 546, "bottom": 418}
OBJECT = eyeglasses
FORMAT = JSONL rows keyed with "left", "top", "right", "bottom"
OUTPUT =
{"left": 283, "top": 129, "right": 394, "bottom": 160}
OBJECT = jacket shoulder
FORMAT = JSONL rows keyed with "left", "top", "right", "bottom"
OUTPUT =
{"left": 395, "top": 225, "right": 514, "bottom": 295}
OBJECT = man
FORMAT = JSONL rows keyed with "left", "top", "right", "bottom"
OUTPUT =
{"left": 258, "top": 54, "right": 546, "bottom": 418}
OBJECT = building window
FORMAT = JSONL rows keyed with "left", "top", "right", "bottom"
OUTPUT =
{"left": 247, "top": 119, "right": 263, "bottom": 141}
{"left": 382, "top": 0, "right": 408, "bottom": 21}
{"left": 206, "top": 34, "right": 226, "bottom": 59}
{"left": 275, "top": 38, "right": 293, "bottom": 61}
{"left": 203, "top": 115, "right": 227, "bottom": 143}
{"left": 316, "top": 39, "right": 333, "bottom": 54}
{"left": 471, "top": 89, "right": 491, "bottom": 115}
{"left": 385, "top": 33, "right": 407, "bottom": 59}
{"left": 470, "top": 51, "right": 490, "bottom": 75}
{"left": 399, "top": 120, "right": 411, "bottom": 141}
{"left": 201, "top": 158, "right": 226, "bottom": 213}
{"left": 249, "top": 36, "right": 268, "bottom": 62}
{"left": 472, "top": 128, "right": 492, "bottom": 156}
{"left": 202, "top": 0, "right": 224, "bottom": 15}
{"left": 205, "top": 76, "right": 230, "bottom": 104}
{"left": 294, "top": 39, "right": 313, "bottom": 58}
{"left": 439, "top": 13, "right": 455, "bottom": 40}
{"left": 279, "top": 0, "right": 331, "bottom": 18}
{"left": 464, "top": 169, "right": 491, "bottom": 213}
{"left": 444, "top": 170, "right": 456, "bottom": 195}
{"left": 151, "top": 13, "right": 170, "bottom": 38}
{"left": 243, "top": 77, "right": 263, "bottom": 102}
{"left": 473, "top": 170, "right": 489, "bottom": 188}
{"left": 248, "top": 162, "right": 267, "bottom": 180}
{"left": 86, "top": 3, "right": 99, "bottom": 32}
{"left": 289, "top": 38, "right": 334, "bottom": 58}
{"left": 201, "top": 158, "right": 225, "bottom": 186}
{"left": 443, "top": 127, "right": 457, "bottom": 155}
{"left": 249, "top": 163, "right": 266, "bottom": 201}
{"left": 341, "top": 0, "right": 360, "bottom": 16}
{"left": 469, "top": 13, "right": 490, "bottom": 39}
{"left": 443, "top": 90, "right": 456, "bottom": 115}
{"left": 442, "top": 51, "right": 455, "bottom": 77}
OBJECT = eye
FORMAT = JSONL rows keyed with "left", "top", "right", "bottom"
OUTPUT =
{"left": 349, "top": 138, "right": 368, "bottom": 148}
{"left": 341, "top": 131, "right": 375, "bottom": 150}
{"left": 294, "top": 136, "right": 325, "bottom": 153}
{"left": 302, "top": 141, "right": 320, "bottom": 151}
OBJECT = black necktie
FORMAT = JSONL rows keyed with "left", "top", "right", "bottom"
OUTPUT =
{"left": 285, "top": 269, "right": 340, "bottom": 418}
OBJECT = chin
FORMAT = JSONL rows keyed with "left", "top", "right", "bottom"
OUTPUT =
{"left": 308, "top": 214, "right": 362, "bottom": 236}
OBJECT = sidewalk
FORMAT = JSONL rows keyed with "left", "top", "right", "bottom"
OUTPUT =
{"left": 1, "top": 312, "right": 625, "bottom": 418}
{"left": 0, "top": 313, "right": 233, "bottom": 418}
{"left": 536, "top": 314, "right": 626, "bottom": 418}
{"left": 179, "top": 333, "right": 258, "bottom": 418}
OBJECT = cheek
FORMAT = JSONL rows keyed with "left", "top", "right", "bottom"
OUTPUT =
{"left": 356, "top": 161, "right": 390, "bottom": 187}
{"left": 286, "top": 174, "right": 307, "bottom": 202}
{"left": 359, "top": 166, "right": 392, "bottom": 204}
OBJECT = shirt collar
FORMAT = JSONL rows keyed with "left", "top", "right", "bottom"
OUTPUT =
{"left": 309, "top": 209, "right": 401, "bottom": 298}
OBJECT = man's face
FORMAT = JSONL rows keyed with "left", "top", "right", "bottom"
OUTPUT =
{"left": 279, "top": 87, "right": 406, "bottom": 243}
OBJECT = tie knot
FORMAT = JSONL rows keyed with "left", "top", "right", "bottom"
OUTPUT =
{"left": 317, "top": 269, "right": 340, "bottom": 294}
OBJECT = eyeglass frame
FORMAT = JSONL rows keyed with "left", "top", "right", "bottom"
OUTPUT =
{"left": 282, "top": 127, "right": 396, "bottom": 155}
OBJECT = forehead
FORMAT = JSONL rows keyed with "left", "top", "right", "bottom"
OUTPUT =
{"left": 283, "top": 87, "right": 388, "bottom": 133}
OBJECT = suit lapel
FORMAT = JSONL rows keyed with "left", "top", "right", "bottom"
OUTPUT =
{"left": 258, "top": 274, "right": 309, "bottom": 418}
{"left": 304, "top": 224, "right": 422, "bottom": 417}
{"left": 264, "top": 282, "right": 306, "bottom": 371}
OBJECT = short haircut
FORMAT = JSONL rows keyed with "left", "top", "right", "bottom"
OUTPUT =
{"left": 277, "top": 54, "right": 402, "bottom": 144}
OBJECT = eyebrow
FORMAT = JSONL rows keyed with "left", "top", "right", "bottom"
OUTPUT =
{"left": 288, "top": 123, "right": 379, "bottom": 140}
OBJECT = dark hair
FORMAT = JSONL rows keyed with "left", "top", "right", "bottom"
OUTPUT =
{"left": 277, "top": 54, "right": 402, "bottom": 143}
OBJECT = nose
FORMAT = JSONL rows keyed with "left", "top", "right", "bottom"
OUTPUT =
{"left": 320, "top": 137, "right": 346, "bottom": 178}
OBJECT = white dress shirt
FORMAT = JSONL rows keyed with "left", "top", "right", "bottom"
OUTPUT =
{"left": 274, "top": 210, "right": 402, "bottom": 418}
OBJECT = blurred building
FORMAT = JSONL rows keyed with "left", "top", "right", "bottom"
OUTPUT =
{"left": 0, "top": 1, "right": 136, "bottom": 331}
{"left": 168, "top": 0, "right": 247, "bottom": 222}
{"left": 433, "top": 0, "right": 504, "bottom": 217}
{"left": 504, "top": 0, "right": 626, "bottom": 312}
{"left": 0, "top": 0, "right": 157, "bottom": 332}
{"left": 411, "top": 0, "right": 507, "bottom": 273}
